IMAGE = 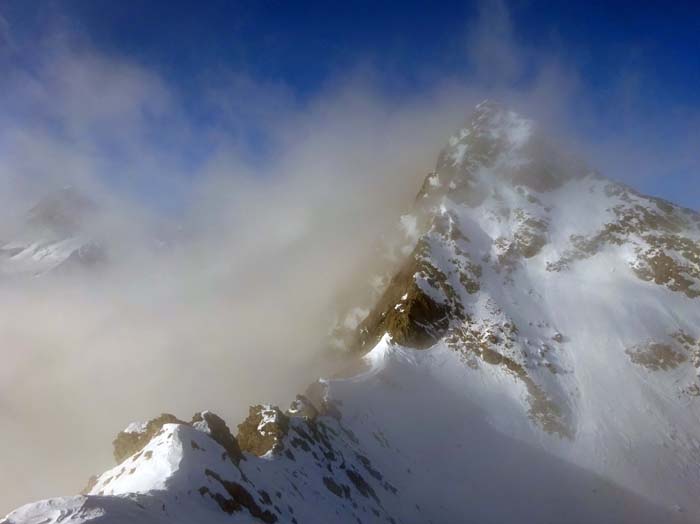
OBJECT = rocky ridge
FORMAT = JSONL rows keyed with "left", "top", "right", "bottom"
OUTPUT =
{"left": 4, "top": 102, "right": 700, "bottom": 523}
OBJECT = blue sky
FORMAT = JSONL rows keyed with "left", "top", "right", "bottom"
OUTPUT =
{"left": 0, "top": 0, "right": 698, "bottom": 210}
{"left": 5, "top": 1, "right": 697, "bottom": 104}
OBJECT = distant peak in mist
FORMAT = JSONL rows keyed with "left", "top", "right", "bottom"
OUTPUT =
{"left": 26, "top": 186, "right": 99, "bottom": 236}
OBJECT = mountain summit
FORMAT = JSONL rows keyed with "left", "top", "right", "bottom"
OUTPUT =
{"left": 0, "top": 187, "right": 105, "bottom": 277}
{"left": 5, "top": 103, "right": 700, "bottom": 524}
{"left": 26, "top": 186, "right": 99, "bottom": 237}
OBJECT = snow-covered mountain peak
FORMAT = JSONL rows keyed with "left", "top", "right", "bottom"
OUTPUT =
{"left": 423, "top": 102, "right": 590, "bottom": 217}
{"left": 344, "top": 103, "right": 700, "bottom": 514}
{"left": 461, "top": 99, "right": 533, "bottom": 148}
{"left": 442, "top": 99, "right": 534, "bottom": 170}
{"left": 0, "top": 187, "right": 107, "bottom": 277}
{"left": 4, "top": 103, "right": 700, "bottom": 524}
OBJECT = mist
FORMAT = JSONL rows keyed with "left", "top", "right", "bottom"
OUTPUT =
{"left": 0, "top": 44, "right": 480, "bottom": 514}
{"left": 1, "top": 0, "right": 698, "bottom": 515}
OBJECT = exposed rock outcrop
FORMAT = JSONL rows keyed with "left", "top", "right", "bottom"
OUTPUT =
{"left": 112, "top": 413, "right": 185, "bottom": 464}
{"left": 237, "top": 405, "right": 290, "bottom": 456}
{"left": 191, "top": 411, "right": 243, "bottom": 463}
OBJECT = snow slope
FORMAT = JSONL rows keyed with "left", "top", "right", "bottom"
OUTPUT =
{"left": 4, "top": 102, "right": 700, "bottom": 523}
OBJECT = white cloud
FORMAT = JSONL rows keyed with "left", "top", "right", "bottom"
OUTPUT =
{"left": 466, "top": 0, "right": 522, "bottom": 84}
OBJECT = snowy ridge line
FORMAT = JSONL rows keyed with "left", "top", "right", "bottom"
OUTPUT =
{"left": 5, "top": 102, "right": 700, "bottom": 523}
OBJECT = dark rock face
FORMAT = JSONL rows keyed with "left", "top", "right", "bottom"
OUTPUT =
{"left": 191, "top": 411, "right": 243, "bottom": 463}
{"left": 357, "top": 231, "right": 474, "bottom": 351}
{"left": 202, "top": 469, "right": 277, "bottom": 523}
{"left": 112, "top": 413, "right": 185, "bottom": 464}
{"left": 340, "top": 103, "right": 700, "bottom": 446}
{"left": 303, "top": 382, "right": 342, "bottom": 419}
{"left": 626, "top": 333, "right": 700, "bottom": 376}
{"left": 99, "top": 400, "right": 401, "bottom": 523}
{"left": 113, "top": 411, "right": 246, "bottom": 467}
{"left": 358, "top": 259, "right": 451, "bottom": 350}
{"left": 626, "top": 342, "right": 687, "bottom": 371}
{"left": 343, "top": 104, "right": 583, "bottom": 439}
{"left": 634, "top": 239, "right": 700, "bottom": 299}
{"left": 80, "top": 475, "right": 98, "bottom": 495}
{"left": 547, "top": 182, "right": 700, "bottom": 298}
{"left": 237, "top": 405, "right": 290, "bottom": 456}
{"left": 286, "top": 394, "right": 320, "bottom": 420}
